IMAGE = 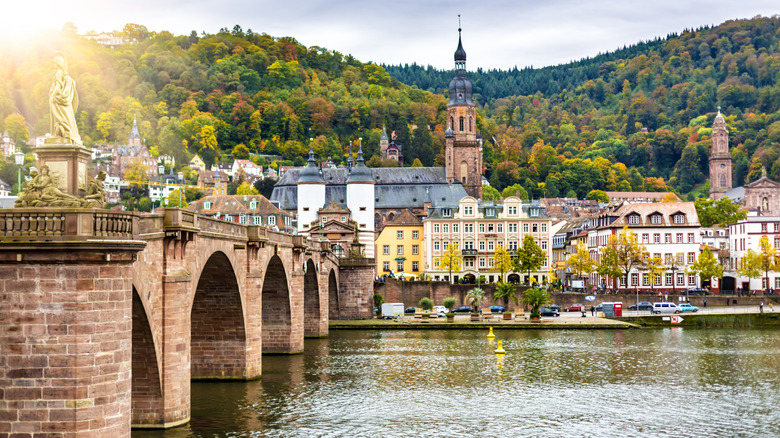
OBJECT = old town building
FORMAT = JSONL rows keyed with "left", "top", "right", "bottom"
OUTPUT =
{"left": 709, "top": 110, "right": 733, "bottom": 200}
{"left": 187, "top": 194, "right": 295, "bottom": 232}
{"left": 423, "top": 196, "right": 553, "bottom": 284}
{"left": 375, "top": 209, "right": 424, "bottom": 278}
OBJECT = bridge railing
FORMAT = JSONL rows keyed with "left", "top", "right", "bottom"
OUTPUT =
{"left": 197, "top": 215, "right": 248, "bottom": 239}
{"left": 0, "top": 209, "right": 137, "bottom": 240}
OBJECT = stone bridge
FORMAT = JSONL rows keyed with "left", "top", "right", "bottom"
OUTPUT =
{"left": 0, "top": 208, "right": 375, "bottom": 437}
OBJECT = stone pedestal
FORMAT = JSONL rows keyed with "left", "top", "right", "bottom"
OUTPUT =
{"left": 0, "top": 209, "right": 145, "bottom": 438}
{"left": 33, "top": 141, "right": 92, "bottom": 197}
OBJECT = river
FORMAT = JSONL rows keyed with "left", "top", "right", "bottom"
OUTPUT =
{"left": 132, "top": 328, "right": 780, "bottom": 437}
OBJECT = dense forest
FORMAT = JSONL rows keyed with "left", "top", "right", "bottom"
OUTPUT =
{"left": 1, "top": 16, "right": 779, "bottom": 200}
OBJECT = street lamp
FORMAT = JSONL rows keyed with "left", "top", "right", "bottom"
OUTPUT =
{"left": 177, "top": 171, "right": 184, "bottom": 207}
{"left": 14, "top": 148, "right": 24, "bottom": 194}
{"left": 395, "top": 256, "right": 407, "bottom": 305}
{"left": 670, "top": 265, "right": 679, "bottom": 299}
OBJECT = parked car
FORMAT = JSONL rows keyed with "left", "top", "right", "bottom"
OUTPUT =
{"left": 677, "top": 303, "right": 699, "bottom": 313}
{"left": 652, "top": 302, "right": 679, "bottom": 314}
{"left": 539, "top": 306, "right": 560, "bottom": 317}
{"left": 488, "top": 305, "right": 506, "bottom": 313}
{"left": 686, "top": 287, "right": 711, "bottom": 296}
{"left": 549, "top": 304, "right": 561, "bottom": 312}
{"left": 452, "top": 305, "right": 472, "bottom": 313}
{"left": 628, "top": 301, "right": 653, "bottom": 311}
{"left": 594, "top": 303, "right": 604, "bottom": 312}
{"left": 433, "top": 306, "right": 448, "bottom": 316}
{"left": 565, "top": 303, "right": 584, "bottom": 312}
{"left": 404, "top": 306, "right": 418, "bottom": 314}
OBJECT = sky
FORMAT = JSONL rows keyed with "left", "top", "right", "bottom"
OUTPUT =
{"left": 3, "top": 0, "right": 780, "bottom": 70}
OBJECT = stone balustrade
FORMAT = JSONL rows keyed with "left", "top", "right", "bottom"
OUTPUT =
{"left": 0, "top": 208, "right": 137, "bottom": 240}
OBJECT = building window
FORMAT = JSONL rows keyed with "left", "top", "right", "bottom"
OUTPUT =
{"left": 631, "top": 273, "right": 638, "bottom": 286}
{"left": 434, "top": 224, "right": 440, "bottom": 233}
{"left": 479, "top": 258, "right": 486, "bottom": 268}
{"left": 479, "top": 224, "right": 485, "bottom": 233}
{"left": 775, "top": 223, "right": 779, "bottom": 232}
{"left": 665, "top": 254, "right": 673, "bottom": 264}
{"left": 532, "top": 224, "right": 538, "bottom": 232}
{"left": 541, "top": 240, "right": 548, "bottom": 250}
{"left": 687, "top": 252, "right": 695, "bottom": 264}
{"left": 443, "top": 242, "right": 448, "bottom": 250}
{"left": 688, "top": 275, "right": 696, "bottom": 285}
{"left": 643, "top": 274, "right": 649, "bottom": 286}
{"left": 250, "top": 200, "right": 257, "bottom": 209}
{"left": 359, "top": 207, "right": 366, "bottom": 211}
{"left": 497, "top": 224, "right": 503, "bottom": 233}
{"left": 452, "top": 224, "right": 458, "bottom": 233}
{"left": 653, "top": 234, "right": 660, "bottom": 244}
{"left": 651, "top": 214, "right": 662, "bottom": 225}
{"left": 762, "top": 223, "right": 768, "bottom": 232}
{"left": 677, "top": 274, "right": 685, "bottom": 286}
{"left": 485, "top": 208, "right": 495, "bottom": 218}
{"left": 434, "top": 242, "right": 440, "bottom": 251}
{"left": 688, "top": 233, "right": 694, "bottom": 243}
{"left": 642, "top": 234, "right": 649, "bottom": 244}
{"left": 541, "top": 223, "right": 547, "bottom": 233}
{"left": 443, "top": 224, "right": 449, "bottom": 233}
{"left": 673, "top": 214, "right": 685, "bottom": 224}
{"left": 442, "top": 209, "right": 452, "bottom": 217}
{"left": 413, "top": 230, "right": 419, "bottom": 239}
{"left": 479, "top": 241, "right": 485, "bottom": 251}
{"left": 628, "top": 215, "right": 639, "bottom": 225}
{"left": 509, "top": 224, "right": 517, "bottom": 233}
{"left": 396, "top": 245, "right": 403, "bottom": 255}
{"left": 397, "top": 261, "right": 404, "bottom": 271}
{"left": 204, "top": 201, "right": 212, "bottom": 209}
{"left": 412, "top": 261, "right": 419, "bottom": 272}
{"left": 665, "top": 273, "right": 673, "bottom": 285}
{"left": 465, "top": 223, "right": 473, "bottom": 233}
{"left": 322, "top": 217, "right": 327, "bottom": 224}
{"left": 508, "top": 241, "right": 517, "bottom": 250}
{"left": 383, "top": 245, "right": 390, "bottom": 255}
{"left": 488, "top": 224, "right": 494, "bottom": 232}
{"left": 268, "top": 216, "right": 276, "bottom": 226}
{"left": 412, "top": 245, "right": 419, "bottom": 255}
{"left": 675, "top": 233, "right": 682, "bottom": 243}
{"left": 239, "top": 215, "right": 247, "bottom": 224}
{"left": 464, "top": 241, "right": 473, "bottom": 250}
{"left": 676, "top": 253, "right": 684, "bottom": 264}
{"left": 665, "top": 233, "right": 671, "bottom": 244}
{"left": 523, "top": 223, "right": 529, "bottom": 233}
{"left": 341, "top": 216, "right": 346, "bottom": 222}
{"left": 397, "top": 231, "right": 404, "bottom": 239}
{"left": 508, "top": 206, "right": 517, "bottom": 215}
{"left": 383, "top": 261, "right": 390, "bottom": 271}
{"left": 488, "top": 241, "right": 494, "bottom": 251}
{"left": 463, "top": 206, "right": 473, "bottom": 215}
{"left": 253, "top": 216, "right": 262, "bottom": 225}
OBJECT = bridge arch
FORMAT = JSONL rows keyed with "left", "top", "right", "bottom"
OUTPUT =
{"left": 303, "top": 259, "right": 324, "bottom": 337}
{"left": 131, "top": 285, "right": 163, "bottom": 426}
{"left": 190, "top": 251, "right": 247, "bottom": 378}
{"left": 262, "top": 255, "right": 295, "bottom": 353}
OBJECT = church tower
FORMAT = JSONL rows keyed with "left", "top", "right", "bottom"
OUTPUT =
{"left": 297, "top": 145, "right": 326, "bottom": 233}
{"left": 445, "top": 21, "right": 482, "bottom": 199}
{"left": 709, "top": 108, "right": 732, "bottom": 200}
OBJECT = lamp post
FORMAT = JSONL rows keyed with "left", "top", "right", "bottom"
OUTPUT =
{"left": 177, "top": 171, "right": 184, "bottom": 207}
{"left": 670, "top": 264, "right": 679, "bottom": 300}
{"left": 395, "top": 256, "right": 407, "bottom": 305}
{"left": 14, "top": 149, "right": 24, "bottom": 195}
{"left": 157, "top": 165, "right": 164, "bottom": 210}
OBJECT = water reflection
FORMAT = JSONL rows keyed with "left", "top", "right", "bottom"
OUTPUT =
{"left": 133, "top": 328, "right": 780, "bottom": 437}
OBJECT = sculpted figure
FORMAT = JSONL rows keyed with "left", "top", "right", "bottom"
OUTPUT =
{"left": 49, "top": 53, "right": 82, "bottom": 145}
{"left": 35, "top": 165, "right": 81, "bottom": 207}
{"left": 14, "top": 169, "right": 41, "bottom": 207}
{"left": 81, "top": 171, "right": 107, "bottom": 208}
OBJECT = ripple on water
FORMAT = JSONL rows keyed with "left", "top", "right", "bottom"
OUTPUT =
{"left": 132, "top": 328, "right": 780, "bottom": 438}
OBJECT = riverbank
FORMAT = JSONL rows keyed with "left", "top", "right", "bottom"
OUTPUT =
{"left": 329, "top": 316, "right": 639, "bottom": 330}
{"left": 619, "top": 312, "right": 780, "bottom": 327}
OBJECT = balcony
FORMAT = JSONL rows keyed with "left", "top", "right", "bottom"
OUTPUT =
{"left": 462, "top": 248, "right": 478, "bottom": 256}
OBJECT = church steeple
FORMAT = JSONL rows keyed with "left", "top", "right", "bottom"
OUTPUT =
{"left": 709, "top": 107, "right": 732, "bottom": 200}
{"left": 444, "top": 16, "right": 481, "bottom": 200}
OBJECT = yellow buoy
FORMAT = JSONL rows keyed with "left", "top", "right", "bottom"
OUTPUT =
{"left": 487, "top": 326, "right": 496, "bottom": 339}
{"left": 495, "top": 339, "right": 506, "bottom": 354}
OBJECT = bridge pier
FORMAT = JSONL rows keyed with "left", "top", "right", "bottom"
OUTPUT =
{"left": 0, "top": 209, "right": 145, "bottom": 438}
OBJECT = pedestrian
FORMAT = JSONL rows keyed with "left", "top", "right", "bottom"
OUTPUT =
{"left": 591, "top": 305, "right": 595, "bottom": 316}
{"left": 770, "top": 302, "right": 774, "bottom": 312}
{"left": 703, "top": 299, "right": 707, "bottom": 308}
{"left": 760, "top": 302, "right": 764, "bottom": 313}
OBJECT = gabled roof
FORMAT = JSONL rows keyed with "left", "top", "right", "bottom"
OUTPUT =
{"left": 386, "top": 209, "right": 422, "bottom": 227}
{"left": 187, "top": 194, "right": 290, "bottom": 216}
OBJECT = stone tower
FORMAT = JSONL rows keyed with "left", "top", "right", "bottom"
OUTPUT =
{"left": 380, "top": 126, "right": 389, "bottom": 157}
{"left": 346, "top": 142, "right": 376, "bottom": 257}
{"left": 445, "top": 24, "right": 482, "bottom": 199}
{"left": 297, "top": 145, "right": 326, "bottom": 232}
{"left": 709, "top": 109, "right": 732, "bottom": 200}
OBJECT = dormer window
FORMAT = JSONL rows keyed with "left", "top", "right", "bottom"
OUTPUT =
{"left": 673, "top": 214, "right": 685, "bottom": 224}
{"left": 485, "top": 208, "right": 495, "bottom": 218}
{"left": 442, "top": 209, "right": 453, "bottom": 217}
{"left": 650, "top": 214, "right": 662, "bottom": 225}
{"left": 628, "top": 214, "right": 639, "bottom": 225}
{"left": 250, "top": 200, "right": 257, "bottom": 209}
{"left": 463, "top": 206, "right": 473, "bottom": 215}
{"left": 204, "top": 201, "right": 212, "bottom": 210}
{"left": 530, "top": 208, "right": 539, "bottom": 217}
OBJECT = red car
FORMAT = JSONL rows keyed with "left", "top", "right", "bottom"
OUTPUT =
{"left": 565, "top": 303, "right": 584, "bottom": 312}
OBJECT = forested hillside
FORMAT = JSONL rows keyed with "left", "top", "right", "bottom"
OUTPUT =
{"left": 1, "top": 17, "right": 780, "bottom": 200}
{"left": 389, "top": 16, "right": 780, "bottom": 198}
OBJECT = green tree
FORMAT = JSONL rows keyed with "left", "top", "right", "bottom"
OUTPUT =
{"left": 757, "top": 236, "right": 778, "bottom": 292}
{"left": 418, "top": 297, "right": 433, "bottom": 311}
{"left": 482, "top": 185, "right": 500, "bottom": 201}
{"left": 502, "top": 184, "right": 528, "bottom": 200}
{"left": 4, "top": 114, "right": 29, "bottom": 147}
{"left": 587, "top": 189, "right": 609, "bottom": 203}
{"left": 694, "top": 197, "right": 747, "bottom": 227}
{"left": 236, "top": 181, "right": 259, "bottom": 195}
{"left": 494, "top": 244, "right": 513, "bottom": 282}
{"left": 521, "top": 287, "right": 552, "bottom": 319}
{"left": 123, "top": 157, "right": 150, "bottom": 184}
{"left": 437, "top": 242, "right": 462, "bottom": 284}
{"left": 231, "top": 143, "right": 251, "bottom": 159}
{"left": 442, "top": 296, "right": 457, "bottom": 312}
{"left": 410, "top": 158, "right": 423, "bottom": 167}
{"left": 514, "top": 234, "right": 546, "bottom": 282}
{"left": 644, "top": 256, "right": 666, "bottom": 292}
{"left": 688, "top": 247, "right": 723, "bottom": 291}
{"left": 466, "top": 287, "right": 485, "bottom": 312}
{"left": 493, "top": 282, "right": 519, "bottom": 309}
{"left": 166, "top": 189, "right": 188, "bottom": 208}
{"left": 599, "top": 227, "right": 648, "bottom": 290}
{"left": 737, "top": 249, "right": 763, "bottom": 285}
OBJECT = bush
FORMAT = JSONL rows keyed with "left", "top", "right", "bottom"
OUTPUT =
{"left": 443, "top": 296, "right": 457, "bottom": 311}
{"left": 373, "top": 293, "right": 385, "bottom": 308}
{"left": 419, "top": 297, "right": 433, "bottom": 311}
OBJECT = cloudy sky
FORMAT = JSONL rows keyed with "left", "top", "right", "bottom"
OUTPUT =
{"left": 4, "top": 0, "right": 780, "bottom": 69}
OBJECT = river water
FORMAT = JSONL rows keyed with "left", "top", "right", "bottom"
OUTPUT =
{"left": 133, "top": 328, "right": 780, "bottom": 437}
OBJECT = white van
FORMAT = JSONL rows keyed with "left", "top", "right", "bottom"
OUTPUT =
{"left": 652, "top": 302, "right": 679, "bottom": 314}
{"left": 381, "top": 303, "right": 405, "bottom": 319}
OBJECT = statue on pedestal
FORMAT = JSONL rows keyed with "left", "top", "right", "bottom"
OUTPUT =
{"left": 48, "top": 52, "right": 82, "bottom": 146}
{"left": 81, "top": 171, "right": 107, "bottom": 208}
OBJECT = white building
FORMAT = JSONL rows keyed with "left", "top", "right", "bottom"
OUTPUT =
{"left": 232, "top": 159, "right": 263, "bottom": 178}
{"left": 587, "top": 202, "right": 702, "bottom": 292}
{"left": 728, "top": 215, "right": 780, "bottom": 293}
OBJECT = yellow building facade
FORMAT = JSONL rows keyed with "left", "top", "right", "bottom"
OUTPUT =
{"left": 375, "top": 209, "right": 424, "bottom": 279}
